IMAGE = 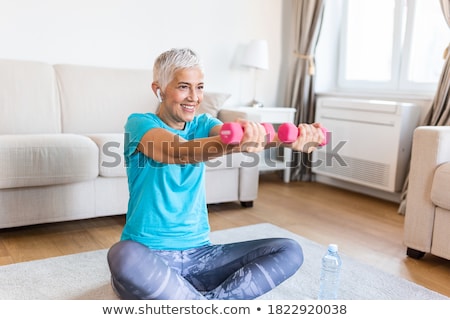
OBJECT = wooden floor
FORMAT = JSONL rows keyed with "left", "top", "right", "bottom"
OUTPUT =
{"left": 0, "top": 172, "right": 449, "bottom": 298}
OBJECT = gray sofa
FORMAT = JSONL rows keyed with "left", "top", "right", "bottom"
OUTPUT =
{"left": 0, "top": 59, "right": 260, "bottom": 229}
{"left": 403, "top": 126, "right": 450, "bottom": 260}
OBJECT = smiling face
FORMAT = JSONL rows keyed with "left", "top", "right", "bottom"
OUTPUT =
{"left": 156, "top": 67, "right": 204, "bottom": 130}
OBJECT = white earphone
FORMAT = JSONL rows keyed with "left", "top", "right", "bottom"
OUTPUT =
{"left": 156, "top": 89, "right": 163, "bottom": 102}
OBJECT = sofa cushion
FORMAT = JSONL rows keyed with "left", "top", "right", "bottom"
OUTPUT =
{"left": 0, "top": 134, "right": 98, "bottom": 189}
{"left": 431, "top": 162, "right": 450, "bottom": 210}
{"left": 87, "top": 134, "right": 126, "bottom": 178}
{"left": 55, "top": 63, "right": 231, "bottom": 134}
{"left": 0, "top": 59, "right": 61, "bottom": 134}
{"left": 55, "top": 64, "right": 157, "bottom": 134}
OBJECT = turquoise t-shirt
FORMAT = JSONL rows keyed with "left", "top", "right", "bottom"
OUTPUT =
{"left": 121, "top": 112, "right": 222, "bottom": 250}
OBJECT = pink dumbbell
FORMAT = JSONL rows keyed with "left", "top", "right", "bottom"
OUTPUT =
{"left": 220, "top": 122, "right": 276, "bottom": 144}
{"left": 278, "top": 122, "right": 328, "bottom": 146}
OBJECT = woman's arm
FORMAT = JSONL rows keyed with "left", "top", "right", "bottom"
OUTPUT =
{"left": 136, "top": 121, "right": 325, "bottom": 164}
{"left": 137, "top": 120, "right": 268, "bottom": 164}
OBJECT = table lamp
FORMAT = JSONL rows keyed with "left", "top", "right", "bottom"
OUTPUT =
{"left": 241, "top": 39, "right": 269, "bottom": 107}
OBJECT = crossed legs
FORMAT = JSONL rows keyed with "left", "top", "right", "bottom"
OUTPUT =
{"left": 107, "top": 238, "right": 303, "bottom": 300}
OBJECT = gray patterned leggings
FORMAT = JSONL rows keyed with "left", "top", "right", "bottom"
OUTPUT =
{"left": 107, "top": 237, "right": 303, "bottom": 300}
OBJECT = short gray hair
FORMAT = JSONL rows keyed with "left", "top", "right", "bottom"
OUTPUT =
{"left": 153, "top": 48, "right": 203, "bottom": 91}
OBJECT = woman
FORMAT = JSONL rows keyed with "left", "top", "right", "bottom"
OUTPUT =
{"left": 107, "top": 48, "right": 326, "bottom": 300}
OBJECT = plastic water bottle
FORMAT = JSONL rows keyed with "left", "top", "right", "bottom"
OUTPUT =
{"left": 318, "top": 243, "right": 342, "bottom": 300}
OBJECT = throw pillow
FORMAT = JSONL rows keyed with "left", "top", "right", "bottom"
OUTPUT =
{"left": 197, "top": 92, "right": 231, "bottom": 117}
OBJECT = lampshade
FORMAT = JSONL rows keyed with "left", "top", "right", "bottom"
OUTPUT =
{"left": 241, "top": 39, "right": 269, "bottom": 70}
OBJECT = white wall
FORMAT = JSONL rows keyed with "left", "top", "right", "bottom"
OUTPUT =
{"left": 0, "top": 0, "right": 284, "bottom": 107}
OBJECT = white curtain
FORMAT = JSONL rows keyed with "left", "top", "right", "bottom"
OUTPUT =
{"left": 398, "top": 0, "right": 450, "bottom": 214}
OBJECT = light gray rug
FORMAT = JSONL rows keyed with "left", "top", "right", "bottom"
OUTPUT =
{"left": 0, "top": 223, "right": 447, "bottom": 300}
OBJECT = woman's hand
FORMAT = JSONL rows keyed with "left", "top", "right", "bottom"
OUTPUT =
{"left": 288, "top": 123, "right": 326, "bottom": 153}
{"left": 237, "top": 119, "right": 267, "bottom": 153}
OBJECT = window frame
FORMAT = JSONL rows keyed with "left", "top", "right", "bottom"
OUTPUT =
{"left": 336, "top": 0, "right": 446, "bottom": 96}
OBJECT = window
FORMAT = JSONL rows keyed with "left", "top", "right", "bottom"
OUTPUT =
{"left": 338, "top": 0, "right": 450, "bottom": 94}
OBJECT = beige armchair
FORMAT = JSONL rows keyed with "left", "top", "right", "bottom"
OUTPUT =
{"left": 403, "top": 126, "right": 450, "bottom": 260}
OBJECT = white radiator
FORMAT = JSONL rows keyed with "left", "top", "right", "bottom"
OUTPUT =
{"left": 312, "top": 97, "right": 421, "bottom": 192}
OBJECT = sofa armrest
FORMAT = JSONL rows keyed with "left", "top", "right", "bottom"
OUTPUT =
{"left": 404, "top": 126, "right": 450, "bottom": 252}
{"left": 86, "top": 134, "right": 126, "bottom": 177}
{"left": 238, "top": 154, "right": 260, "bottom": 202}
